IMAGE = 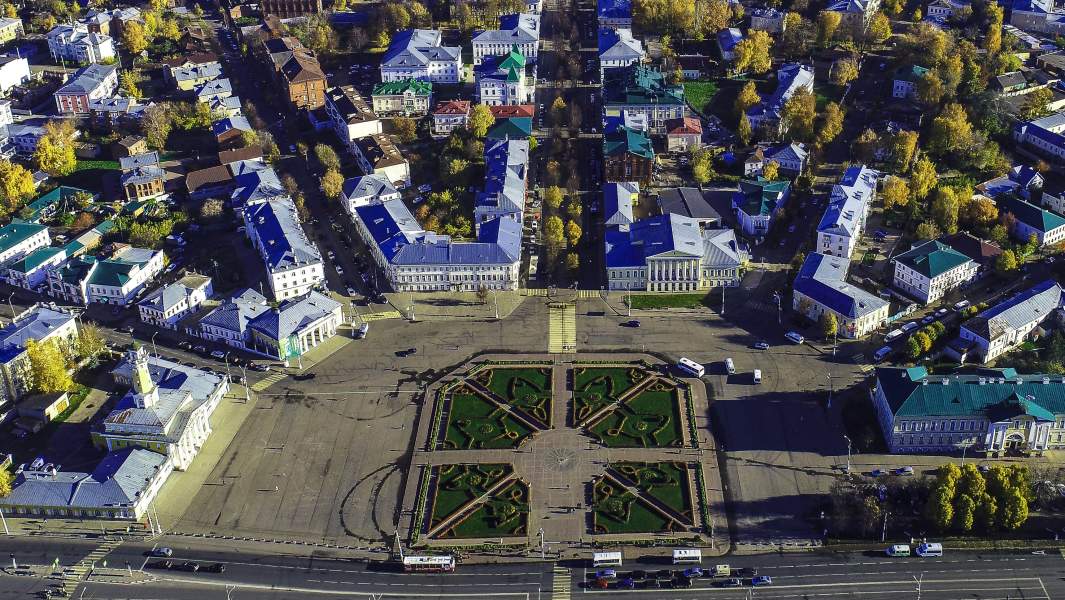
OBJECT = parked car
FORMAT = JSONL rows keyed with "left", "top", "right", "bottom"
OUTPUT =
{"left": 935, "top": 308, "right": 949, "bottom": 318}
{"left": 752, "top": 575, "right": 773, "bottom": 586}
{"left": 623, "top": 319, "right": 641, "bottom": 327}
{"left": 953, "top": 300, "right": 971, "bottom": 310}
{"left": 785, "top": 331, "right": 804, "bottom": 344}
{"left": 146, "top": 560, "right": 172, "bottom": 570}
{"left": 176, "top": 562, "right": 199, "bottom": 572}
{"left": 900, "top": 322, "right": 919, "bottom": 333}
{"left": 203, "top": 563, "right": 226, "bottom": 573}
{"left": 721, "top": 577, "right": 742, "bottom": 588}
{"left": 895, "top": 466, "right": 915, "bottom": 476}
{"left": 753, "top": 341, "right": 770, "bottom": 350}
{"left": 249, "top": 363, "right": 269, "bottom": 372}
{"left": 922, "top": 315, "right": 936, "bottom": 324}
{"left": 417, "top": 184, "right": 432, "bottom": 193}
{"left": 870, "top": 468, "right": 887, "bottom": 477}
{"left": 193, "top": 345, "right": 206, "bottom": 354}
{"left": 148, "top": 548, "right": 173, "bottom": 557}
{"left": 210, "top": 350, "right": 227, "bottom": 359}
{"left": 595, "top": 569, "right": 617, "bottom": 579}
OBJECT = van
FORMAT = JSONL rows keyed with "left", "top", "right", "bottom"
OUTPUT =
{"left": 712, "top": 564, "right": 731, "bottom": 577}
{"left": 873, "top": 346, "right": 892, "bottom": 362}
{"left": 724, "top": 358, "right": 736, "bottom": 374}
{"left": 884, "top": 329, "right": 905, "bottom": 342}
{"left": 753, "top": 369, "right": 762, "bottom": 384}
{"left": 356, "top": 323, "right": 369, "bottom": 339}
{"left": 916, "top": 542, "right": 942, "bottom": 557}
{"left": 886, "top": 544, "right": 911, "bottom": 557}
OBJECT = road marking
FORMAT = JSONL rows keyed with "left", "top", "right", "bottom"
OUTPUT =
{"left": 151, "top": 574, "right": 536, "bottom": 597}
{"left": 1038, "top": 576, "right": 1051, "bottom": 599}
{"left": 548, "top": 303, "right": 575, "bottom": 353}
{"left": 251, "top": 372, "right": 286, "bottom": 392}
{"left": 578, "top": 576, "right": 1044, "bottom": 595}
{"left": 553, "top": 566, "right": 571, "bottom": 600}
{"left": 360, "top": 310, "right": 402, "bottom": 322}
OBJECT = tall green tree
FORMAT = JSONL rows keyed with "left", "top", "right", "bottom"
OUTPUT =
{"left": 469, "top": 104, "right": 494, "bottom": 138}
{"left": 26, "top": 339, "right": 73, "bottom": 394}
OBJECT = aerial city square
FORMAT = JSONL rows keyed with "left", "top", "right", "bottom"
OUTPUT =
{"left": 0, "top": 0, "right": 1063, "bottom": 596}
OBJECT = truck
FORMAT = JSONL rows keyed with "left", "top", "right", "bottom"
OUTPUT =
{"left": 712, "top": 564, "right": 731, "bottom": 577}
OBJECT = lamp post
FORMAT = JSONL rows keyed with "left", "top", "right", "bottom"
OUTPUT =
{"left": 5, "top": 292, "right": 14, "bottom": 320}
{"left": 843, "top": 434, "right": 852, "bottom": 474}
{"left": 827, "top": 372, "right": 835, "bottom": 409}
{"left": 150, "top": 331, "right": 159, "bottom": 357}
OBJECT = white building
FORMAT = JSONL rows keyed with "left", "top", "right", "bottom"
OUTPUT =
{"left": 892, "top": 240, "right": 977, "bottom": 304}
{"left": 47, "top": 24, "right": 116, "bottom": 64}
{"left": 0, "top": 56, "right": 30, "bottom": 95}
{"left": 792, "top": 253, "right": 888, "bottom": 339}
{"left": 97, "top": 348, "right": 229, "bottom": 471}
{"left": 0, "top": 305, "right": 78, "bottom": 407}
{"left": 598, "top": 27, "right": 644, "bottom": 77}
{"left": 340, "top": 174, "right": 401, "bottom": 217}
{"left": 380, "top": 29, "right": 461, "bottom": 84}
{"left": 476, "top": 48, "right": 535, "bottom": 106}
{"left": 816, "top": 165, "right": 878, "bottom": 259}
{"left": 892, "top": 65, "right": 928, "bottom": 99}
{"left": 5, "top": 247, "right": 67, "bottom": 291}
{"left": 196, "top": 288, "right": 269, "bottom": 350}
{"left": 0, "top": 222, "right": 50, "bottom": 267}
{"left": 997, "top": 195, "right": 1065, "bottom": 247}
{"left": 959, "top": 279, "right": 1065, "bottom": 364}
{"left": 54, "top": 63, "right": 119, "bottom": 114}
{"left": 472, "top": 13, "right": 541, "bottom": 65}
{"left": 324, "top": 85, "right": 381, "bottom": 155}
{"left": 352, "top": 134, "right": 410, "bottom": 188}
{"left": 604, "top": 213, "right": 745, "bottom": 291}
{"left": 1013, "top": 111, "right": 1065, "bottom": 161}
{"left": 474, "top": 138, "right": 529, "bottom": 233}
{"left": 243, "top": 196, "right": 325, "bottom": 301}
{"left": 246, "top": 291, "right": 342, "bottom": 360}
{"left": 731, "top": 178, "right": 791, "bottom": 238}
{"left": 86, "top": 246, "right": 166, "bottom": 306}
{"left": 431, "top": 100, "right": 471, "bottom": 136}
{"left": 137, "top": 273, "right": 213, "bottom": 330}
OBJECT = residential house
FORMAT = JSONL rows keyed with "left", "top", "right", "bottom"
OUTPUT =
{"left": 490, "top": 104, "right": 535, "bottom": 119}
{"left": 750, "top": 7, "right": 786, "bottom": 33}
{"left": 761, "top": 143, "right": 809, "bottom": 175}
{"left": 657, "top": 187, "right": 722, "bottom": 228}
{"left": 352, "top": 134, "right": 410, "bottom": 187}
{"left": 747, "top": 63, "right": 815, "bottom": 133}
{"left": 602, "top": 65, "right": 685, "bottom": 132}
{"left": 1012, "top": 111, "right": 1065, "bottom": 161}
{"left": 486, "top": 116, "right": 533, "bottom": 140}
{"left": 826, "top": 0, "right": 882, "bottom": 29}
{"left": 603, "top": 181, "right": 638, "bottom": 227}
{"left": 892, "top": 240, "right": 977, "bottom": 304}
{"left": 230, "top": 164, "right": 285, "bottom": 207}
{"left": 997, "top": 195, "right": 1065, "bottom": 246}
{"left": 792, "top": 253, "right": 888, "bottom": 338}
{"left": 5, "top": 247, "right": 67, "bottom": 291}
{"left": 1009, "top": 0, "right": 1065, "bottom": 35}
{"left": 280, "top": 51, "right": 326, "bottom": 110}
{"left": 959, "top": 279, "right": 1064, "bottom": 364}
{"left": 340, "top": 174, "right": 401, "bottom": 217}
{"left": 892, "top": 65, "right": 929, "bottom": 99}
{"left": 870, "top": 365, "right": 1065, "bottom": 456}
{"left": 86, "top": 246, "right": 166, "bottom": 305}
{"left": 137, "top": 273, "right": 213, "bottom": 330}
{"left": 604, "top": 213, "right": 745, "bottom": 291}
{"left": 46, "top": 255, "right": 97, "bottom": 304}
{"left": 261, "top": 0, "right": 322, "bottom": 18}
{"left": 47, "top": 24, "right": 115, "bottom": 64}
{"left": 431, "top": 100, "right": 471, "bottom": 136}
{"left": 213, "top": 115, "right": 252, "bottom": 150}
{"left": 324, "top": 85, "right": 381, "bottom": 153}
{"left": 598, "top": 27, "right": 644, "bottom": 78}
{"left": 664, "top": 117, "right": 702, "bottom": 152}
{"left": 54, "top": 63, "right": 118, "bottom": 114}
{"left": 598, "top": 0, "right": 633, "bottom": 28}
{"left": 1042, "top": 188, "right": 1065, "bottom": 214}
{"left": 476, "top": 47, "right": 535, "bottom": 106}
{"left": 197, "top": 287, "right": 270, "bottom": 349}
{"left": 185, "top": 165, "right": 235, "bottom": 201}
{"left": 95, "top": 347, "right": 229, "bottom": 470}
{"left": 244, "top": 196, "right": 324, "bottom": 301}
{"left": 816, "top": 165, "right": 879, "bottom": 259}
{"left": 941, "top": 231, "right": 1003, "bottom": 276}
{"left": 169, "top": 62, "right": 222, "bottom": 91}
{"left": 731, "top": 178, "right": 791, "bottom": 237}
{"left": 0, "top": 55, "right": 30, "bottom": 95}
{"left": 195, "top": 78, "right": 232, "bottom": 104}
{"left": 118, "top": 152, "right": 165, "bottom": 202}
{"left": 603, "top": 125, "right": 654, "bottom": 183}
{"left": 246, "top": 291, "right": 342, "bottom": 360}
{"left": 716, "top": 28, "right": 743, "bottom": 63}
{"left": 0, "top": 449, "right": 172, "bottom": 520}
{"left": 0, "top": 17, "right": 22, "bottom": 44}
{"left": 0, "top": 222, "right": 50, "bottom": 266}
{"left": 474, "top": 138, "right": 529, "bottom": 233}
{"left": 0, "top": 305, "right": 78, "bottom": 407}
{"left": 90, "top": 98, "right": 148, "bottom": 131}
{"left": 677, "top": 54, "right": 711, "bottom": 79}
{"left": 472, "top": 13, "right": 541, "bottom": 65}
{"left": 371, "top": 78, "right": 432, "bottom": 116}
{"left": 380, "top": 29, "right": 462, "bottom": 84}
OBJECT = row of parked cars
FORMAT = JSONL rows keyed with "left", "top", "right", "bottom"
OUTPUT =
{"left": 588, "top": 566, "right": 770, "bottom": 590}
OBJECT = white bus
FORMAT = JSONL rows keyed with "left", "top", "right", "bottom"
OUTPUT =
{"left": 676, "top": 357, "right": 705, "bottom": 377}
{"left": 402, "top": 555, "right": 456, "bottom": 573}
{"left": 672, "top": 549, "right": 702, "bottom": 564}
{"left": 591, "top": 552, "right": 623, "bottom": 567}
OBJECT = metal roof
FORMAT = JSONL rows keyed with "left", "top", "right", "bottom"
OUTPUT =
{"left": 793, "top": 253, "right": 887, "bottom": 319}
{"left": 381, "top": 29, "right": 460, "bottom": 69}
{"left": 248, "top": 290, "right": 340, "bottom": 341}
{"left": 963, "top": 279, "right": 1064, "bottom": 342}
{"left": 598, "top": 27, "right": 644, "bottom": 62}
{"left": 603, "top": 181, "right": 638, "bottom": 226}
{"left": 876, "top": 366, "right": 1065, "bottom": 420}
{"left": 892, "top": 240, "right": 973, "bottom": 278}
{"left": 138, "top": 274, "right": 212, "bottom": 314}
{"left": 199, "top": 287, "right": 269, "bottom": 335}
{"left": 245, "top": 197, "right": 321, "bottom": 272}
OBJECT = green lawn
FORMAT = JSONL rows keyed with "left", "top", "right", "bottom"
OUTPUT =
{"left": 592, "top": 478, "right": 672, "bottom": 534}
{"left": 443, "top": 388, "right": 533, "bottom": 449}
{"left": 614, "top": 462, "right": 693, "bottom": 519}
{"left": 476, "top": 367, "right": 552, "bottom": 424}
{"left": 628, "top": 293, "right": 710, "bottom": 310}
{"left": 429, "top": 464, "right": 511, "bottom": 528}
{"left": 573, "top": 367, "right": 646, "bottom": 423}
{"left": 587, "top": 385, "right": 684, "bottom": 448}
{"left": 447, "top": 480, "right": 530, "bottom": 539}
{"left": 73, "top": 160, "right": 120, "bottom": 172}
{"left": 683, "top": 80, "right": 719, "bottom": 117}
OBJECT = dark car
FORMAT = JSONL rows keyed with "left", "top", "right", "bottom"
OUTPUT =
{"left": 175, "top": 561, "right": 199, "bottom": 572}
{"left": 147, "top": 547, "right": 173, "bottom": 557}
{"left": 146, "top": 560, "right": 172, "bottom": 570}
{"left": 630, "top": 570, "right": 647, "bottom": 580}
{"left": 249, "top": 363, "right": 269, "bottom": 372}
{"left": 203, "top": 563, "right": 226, "bottom": 573}
{"left": 293, "top": 373, "right": 316, "bottom": 381}
{"left": 721, "top": 577, "right": 743, "bottom": 588}
{"left": 671, "top": 577, "right": 693, "bottom": 588}
{"left": 655, "top": 569, "right": 673, "bottom": 579}
{"left": 623, "top": 319, "right": 641, "bottom": 327}
{"left": 735, "top": 567, "right": 758, "bottom": 577}
{"left": 618, "top": 578, "right": 636, "bottom": 589}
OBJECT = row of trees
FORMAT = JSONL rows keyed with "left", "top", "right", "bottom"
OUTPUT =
{"left": 925, "top": 464, "right": 1030, "bottom": 533}
{"left": 543, "top": 186, "right": 583, "bottom": 274}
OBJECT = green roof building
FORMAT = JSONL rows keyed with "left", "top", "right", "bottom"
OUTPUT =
{"left": 602, "top": 65, "right": 685, "bottom": 131}
{"left": 872, "top": 366, "right": 1065, "bottom": 456}
{"left": 22, "top": 186, "right": 96, "bottom": 224}
{"left": 997, "top": 195, "right": 1065, "bottom": 247}
{"left": 891, "top": 239, "right": 977, "bottom": 304}
{"left": 730, "top": 178, "right": 791, "bottom": 237}
{"left": 0, "top": 222, "right": 51, "bottom": 267}
{"left": 371, "top": 78, "right": 433, "bottom": 116}
{"left": 603, "top": 126, "right": 654, "bottom": 183}
{"left": 5, "top": 247, "right": 68, "bottom": 290}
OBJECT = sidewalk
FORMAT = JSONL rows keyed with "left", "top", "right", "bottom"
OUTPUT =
{"left": 383, "top": 290, "right": 526, "bottom": 321}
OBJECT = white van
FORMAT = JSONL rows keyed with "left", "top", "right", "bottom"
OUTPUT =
{"left": 916, "top": 542, "right": 943, "bottom": 557}
{"left": 725, "top": 358, "right": 736, "bottom": 374}
{"left": 885, "top": 329, "right": 905, "bottom": 342}
{"left": 886, "top": 544, "right": 911, "bottom": 557}
{"left": 753, "top": 369, "right": 762, "bottom": 384}
{"left": 592, "top": 552, "right": 623, "bottom": 567}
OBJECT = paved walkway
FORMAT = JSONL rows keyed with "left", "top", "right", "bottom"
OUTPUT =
{"left": 383, "top": 290, "right": 527, "bottom": 321}
{"left": 548, "top": 303, "right": 576, "bottom": 353}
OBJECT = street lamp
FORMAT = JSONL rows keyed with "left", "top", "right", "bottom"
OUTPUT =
{"left": 843, "top": 434, "right": 852, "bottom": 474}
{"left": 150, "top": 331, "right": 159, "bottom": 357}
{"left": 5, "top": 292, "right": 13, "bottom": 320}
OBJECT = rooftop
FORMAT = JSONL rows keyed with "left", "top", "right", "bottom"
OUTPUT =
{"left": 893, "top": 240, "right": 973, "bottom": 278}
{"left": 246, "top": 197, "right": 321, "bottom": 272}
{"left": 794, "top": 253, "right": 887, "bottom": 319}
{"left": 876, "top": 366, "right": 1065, "bottom": 421}
{"left": 248, "top": 290, "right": 340, "bottom": 341}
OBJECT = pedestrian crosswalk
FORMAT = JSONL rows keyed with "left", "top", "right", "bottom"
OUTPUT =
{"left": 251, "top": 371, "right": 286, "bottom": 392}
{"left": 56, "top": 539, "right": 123, "bottom": 597}
{"left": 548, "top": 303, "right": 576, "bottom": 353}
{"left": 575, "top": 289, "right": 601, "bottom": 299}
{"left": 359, "top": 310, "right": 402, "bottom": 322}
{"left": 552, "top": 566, "right": 572, "bottom": 600}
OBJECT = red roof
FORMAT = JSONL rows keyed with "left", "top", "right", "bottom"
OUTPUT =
{"left": 666, "top": 117, "right": 702, "bottom": 135}
{"left": 433, "top": 100, "right": 471, "bottom": 116}
{"left": 490, "top": 104, "right": 534, "bottom": 118}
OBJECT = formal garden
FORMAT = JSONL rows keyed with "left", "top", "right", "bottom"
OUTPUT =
{"left": 426, "top": 464, "right": 530, "bottom": 540}
{"left": 470, "top": 366, "right": 553, "bottom": 426}
{"left": 574, "top": 366, "right": 687, "bottom": 448}
{"left": 572, "top": 366, "right": 648, "bottom": 422}
{"left": 591, "top": 462, "right": 695, "bottom": 535}
{"left": 442, "top": 385, "right": 535, "bottom": 449}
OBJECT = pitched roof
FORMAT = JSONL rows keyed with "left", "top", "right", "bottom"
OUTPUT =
{"left": 598, "top": 0, "right": 632, "bottom": 20}
{"left": 747, "top": 63, "right": 814, "bottom": 122}
{"left": 794, "top": 253, "right": 887, "bottom": 319}
{"left": 281, "top": 52, "right": 325, "bottom": 84}
{"left": 218, "top": 145, "right": 263, "bottom": 165}
{"left": 605, "top": 213, "right": 704, "bottom": 267}
{"left": 963, "top": 279, "right": 1064, "bottom": 341}
{"left": 472, "top": 13, "right": 541, "bottom": 46}
{"left": 0, "top": 306, "right": 75, "bottom": 363}
{"left": 433, "top": 99, "right": 471, "bottom": 116}
{"left": 342, "top": 173, "right": 399, "bottom": 202}
{"left": 248, "top": 290, "right": 340, "bottom": 341}
{"left": 354, "top": 134, "right": 407, "bottom": 169}
{"left": 598, "top": 27, "right": 644, "bottom": 62}
{"left": 245, "top": 197, "right": 321, "bottom": 272}
{"left": 893, "top": 240, "right": 973, "bottom": 278}
{"left": 486, "top": 117, "right": 533, "bottom": 140}
{"left": 941, "top": 232, "right": 1003, "bottom": 265}
{"left": 326, "top": 85, "right": 377, "bottom": 124}
{"left": 199, "top": 287, "right": 269, "bottom": 335}
{"left": 56, "top": 63, "right": 116, "bottom": 95}
{"left": 665, "top": 116, "right": 702, "bottom": 135}
{"left": 0, "top": 222, "right": 47, "bottom": 257}
{"left": 138, "top": 273, "right": 212, "bottom": 314}
{"left": 603, "top": 181, "right": 638, "bottom": 226}
{"left": 490, "top": 104, "right": 534, "bottom": 118}
{"left": 185, "top": 165, "right": 234, "bottom": 194}
{"left": 381, "top": 29, "right": 460, "bottom": 69}
{"left": 602, "top": 65, "right": 685, "bottom": 106}
{"left": 997, "top": 195, "right": 1065, "bottom": 234}
{"left": 876, "top": 365, "right": 1065, "bottom": 420}
{"left": 603, "top": 125, "right": 654, "bottom": 159}
{"left": 106, "top": 352, "right": 225, "bottom": 435}
{"left": 732, "top": 178, "right": 790, "bottom": 217}
{"left": 657, "top": 187, "right": 721, "bottom": 222}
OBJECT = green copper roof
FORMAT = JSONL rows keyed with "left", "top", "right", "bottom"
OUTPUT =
{"left": 603, "top": 126, "right": 654, "bottom": 159}
{"left": 372, "top": 78, "right": 432, "bottom": 97}
{"left": 486, "top": 117, "right": 532, "bottom": 140}
{"left": 0, "top": 222, "right": 47, "bottom": 257}
{"left": 498, "top": 45, "right": 526, "bottom": 71}
{"left": 7, "top": 247, "right": 65, "bottom": 274}
{"left": 603, "top": 65, "right": 684, "bottom": 106}
{"left": 998, "top": 195, "right": 1065, "bottom": 234}
{"left": 893, "top": 240, "right": 972, "bottom": 278}
{"left": 734, "top": 178, "right": 790, "bottom": 217}
{"left": 876, "top": 366, "right": 1065, "bottom": 421}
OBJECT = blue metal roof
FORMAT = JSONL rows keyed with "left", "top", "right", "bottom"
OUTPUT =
{"left": 598, "top": 0, "right": 632, "bottom": 19}
{"left": 604, "top": 213, "right": 703, "bottom": 268}
{"left": 794, "top": 253, "right": 887, "bottom": 318}
{"left": 245, "top": 197, "right": 321, "bottom": 271}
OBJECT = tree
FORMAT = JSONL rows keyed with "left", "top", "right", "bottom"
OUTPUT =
{"left": 119, "top": 71, "right": 140, "bottom": 98}
{"left": 907, "top": 335, "right": 922, "bottom": 359}
{"left": 916, "top": 72, "right": 945, "bottom": 106}
{"left": 852, "top": 128, "right": 879, "bottom": 163}
{"left": 958, "top": 464, "right": 987, "bottom": 498}
{"left": 737, "top": 113, "right": 752, "bottom": 145}
{"left": 34, "top": 120, "right": 77, "bottom": 177}
{"left": 819, "top": 312, "right": 838, "bottom": 339}
{"left": 974, "top": 492, "right": 998, "bottom": 530}
{"left": 701, "top": 0, "right": 732, "bottom": 34}
{"left": 550, "top": 96, "right": 568, "bottom": 127}
{"left": 892, "top": 130, "right": 919, "bottom": 172}
{"left": 75, "top": 324, "right": 107, "bottom": 364}
{"left": 816, "top": 102, "right": 845, "bottom": 148}
{"left": 314, "top": 143, "right": 340, "bottom": 172}
{"left": 734, "top": 81, "right": 761, "bottom": 118}
{"left": 868, "top": 12, "right": 892, "bottom": 44}
{"left": 321, "top": 168, "right": 344, "bottom": 200}
{"left": 1019, "top": 87, "right": 1053, "bottom": 120}
{"left": 915, "top": 221, "right": 940, "bottom": 240}
{"left": 762, "top": 160, "right": 780, "bottom": 181}
{"left": 565, "top": 251, "right": 580, "bottom": 272}
{"left": 995, "top": 249, "right": 1019, "bottom": 275}
{"left": 962, "top": 196, "right": 998, "bottom": 232}
{"left": 567, "top": 200, "right": 583, "bottom": 220}
{"left": 469, "top": 104, "right": 494, "bottom": 138}
{"left": 817, "top": 10, "right": 841, "bottom": 46}
{"left": 691, "top": 147, "right": 714, "bottom": 185}
{"left": 281, "top": 174, "right": 299, "bottom": 197}
{"left": 929, "top": 103, "right": 972, "bottom": 155}
{"left": 199, "top": 198, "right": 224, "bottom": 221}
{"left": 931, "top": 187, "right": 959, "bottom": 234}
{"left": 990, "top": 223, "right": 1009, "bottom": 247}
{"left": 0, "top": 159, "right": 35, "bottom": 215}
{"left": 781, "top": 87, "right": 816, "bottom": 141}
{"left": 393, "top": 117, "right": 418, "bottom": 143}
{"left": 733, "top": 30, "right": 773, "bottom": 74}
{"left": 566, "top": 220, "right": 582, "bottom": 246}
{"left": 831, "top": 57, "right": 859, "bottom": 86}
{"left": 910, "top": 157, "right": 938, "bottom": 201}
{"left": 26, "top": 339, "right": 72, "bottom": 394}
{"left": 544, "top": 186, "right": 564, "bottom": 210}
{"left": 121, "top": 21, "right": 148, "bottom": 57}
{"left": 882, "top": 176, "right": 910, "bottom": 209}
{"left": 0, "top": 468, "right": 10, "bottom": 498}
{"left": 544, "top": 215, "right": 565, "bottom": 248}
{"left": 925, "top": 485, "right": 954, "bottom": 531}
{"left": 999, "top": 490, "right": 1029, "bottom": 530}
{"left": 914, "top": 331, "right": 932, "bottom": 352}
{"left": 953, "top": 493, "right": 975, "bottom": 532}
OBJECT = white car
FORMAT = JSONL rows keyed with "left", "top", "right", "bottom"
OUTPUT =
{"left": 953, "top": 300, "right": 970, "bottom": 310}
{"left": 335, "top": 265, "right": 344, "bottom": 275}
{"left": 785, "top": 331, "right": 804, "bottom": 344}
{"left": 417, "top": 184, "right": 432, "bottom": 193}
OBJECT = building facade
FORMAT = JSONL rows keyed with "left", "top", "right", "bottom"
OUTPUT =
{"left": 54, "top": 63, "right": 119, "bottom": 114}
{"left": 243, "top": 196, "right": 324, "bottom": 301}
{"left": 137, "top": 274, "right": 213, "bottom": 329}
{"left": 816, "top": 165, "right": 878, "bottom": 259}
{"left": 793, "top": 253, "right": 888, "bottom": 338}
{"left": 892, "top": 240, "right": 977, "bottom": 304}
{"left": 380, "top": 29, "right": 461, "bottom": 84}
{"left": 959, "top": 279, "right": 1064, "bottom": 364}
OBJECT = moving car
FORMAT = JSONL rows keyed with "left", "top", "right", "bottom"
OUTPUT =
{"left": 916, "top": 542, "right": 943, "bottom": 557}
{"left": 356, "top": 323, "right": 369, "bottom": 339}
{"left": 203, "top": 563, "right": 226, "bottom": 573}
{"left": 752, "top": 575, "right": 773, "bottom": 586}
{"left": 721, "top": 577, "right": 743, "bottom": 587}
{"left": 148, "top": 548, "right": 173, "bottom": 557}
{"left": 895, "top": 466, "right": 915, "bottom": 476}
{"left": 873, "top": 346, "right": 893, "bottom": 362}
{"left": 623, "top": 319, "right": 641, "bottom": 327}
{"left": 886, "top": 544, "right": 911, "bottom": 557}
{"left": 210, "top": 350, "right": 227, "bottom": 359}
{"left": 594, "top": 569, "right": 616, "bottom": 579}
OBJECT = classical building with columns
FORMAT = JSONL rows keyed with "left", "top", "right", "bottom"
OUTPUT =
{"left": 246, "top": 290, "right": 342, "bottom": 361}
{"left": 94, "top": 347, "right": 229, "bottom": 470}
{"left": 871, "top": 366, "right": 1065, "bottom": 457}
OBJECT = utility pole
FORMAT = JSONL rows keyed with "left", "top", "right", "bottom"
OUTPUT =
{"left": 538, "top": 528, "right": 545, "bottom": 560}
{"left": 843, "top": 434, "right": 852, "bottom": 474}
{"left": 881, "top": 510, "right": 889, "bottom": 542}
{"left": 827, "top": 372, "right": 835, "bottom": 409}
{"left": 0, "top": 508, "right": 8, "bottom": 535}
{"left": 240, "top": 365, "right": 250, "bottom": 403}
{"left": 721, "top": 284, "right": 725, "bottom": 315}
